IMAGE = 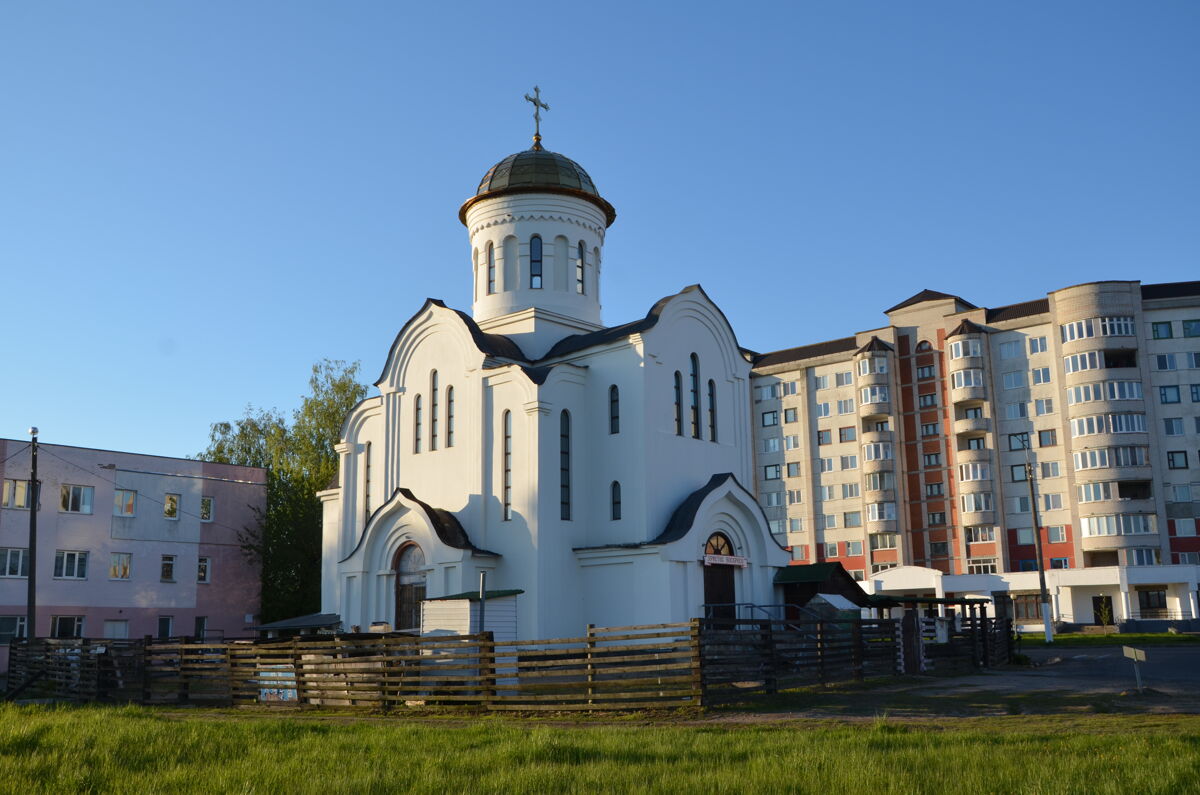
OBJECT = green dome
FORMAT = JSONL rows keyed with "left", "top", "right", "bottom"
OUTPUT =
{"left": 459, "top": 148, "right": 616, "bottom": 227}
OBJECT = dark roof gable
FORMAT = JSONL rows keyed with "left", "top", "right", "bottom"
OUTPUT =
{"left": 855, "top": 336, "right": 893, "bottom": 354}
{"left": 946, "top": 319, "right": 988, "bottom": 338}
{"left": 886, "top": 289, "right": 977, "bottom": 314}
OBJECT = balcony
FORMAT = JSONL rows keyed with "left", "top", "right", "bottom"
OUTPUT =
{"left": 950, "top": 385, "right": 987, "bottom": 404}
{"left": 861, "top": 429, "right": 894, "bottom": 445}
{"left": 955, "top": 448, "right": 991, "bottom": 464}
{"left": 866, "top": 519, "right": 897, "bottom": 534}
{"left": 862, "top": 457, "right": 895, "bottom": 475}
{"left": 958, "top": 509, "right": 996, "bottom": 525}
{"left": 954, "top": 417, "right": 990, "bottom": 436}
{"left": 858, "top": 400, "right": 892, "bottom": 419}
{"left": 957, "top": 477, "right": 992, "bottom": 494}
{"left": 1080, "top": 533, "right": 1159, "bottom": 552}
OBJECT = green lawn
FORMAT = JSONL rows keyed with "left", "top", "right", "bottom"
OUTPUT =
{"left": 1, "top": 704, "right": 1198, "bottom": 793}
{"left": 1018, "top": 632, "right": 1200, "bottom": 648}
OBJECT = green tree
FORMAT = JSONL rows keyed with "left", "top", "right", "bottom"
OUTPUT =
{"left": 202, "top": 359, "right": 367, "bottom": 622}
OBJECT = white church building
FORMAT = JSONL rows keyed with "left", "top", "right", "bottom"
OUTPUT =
{"left": 319, "top": 131, "right": 789, "bottom": 639}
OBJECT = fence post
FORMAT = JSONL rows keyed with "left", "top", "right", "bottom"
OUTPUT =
{"left": 141, "top": 636, "right": 153, "bottom": 704}
{"left": 177, "top": 637, "right": 190, "bottom": 706}
{"left": 816, "top": 620, "right": 826, "bottom": 685}
{"left": 763, "top": 620, "right": 778, "bottom": 695}
{"left": 291, "top": 638, "right": 302, "bottom": 706}
{"left": 690, "top": 618, "right": 704, "bottom": 707}
{"left": 585, "top": 624, "right": 596, "bottom": 705}
{"left": 851, "top": 621, "right": 864, "bottom": 681}
{"left": 480, "top": 631, "right": 495, "bottom": 707}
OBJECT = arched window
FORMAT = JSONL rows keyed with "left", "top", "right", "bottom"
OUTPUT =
{"left": 393, "top": 544, "right": 426, "bottom": 632}
{"left": 529, "top": 235, "right": 543, "bottom": 289}
{"left": 609, "top": 385, "right": 620, "bottom": 434}
{"left": 705, "top": 533, "right": 735, "bottom": 556}
{"left": 560, "top": 410, "right": 572, "bottom": 520}
{"left": 673, "top": 371, "right": 683, "bottom": 436}
{"left": 472, "top": 248, "right": 479, "bottom": 302}
{"left": 446, "top": 386, "right": 455, "bottom": 448}
{"left": 413, "top": 395, "right": 423, "bottom": 454}
{"left": 487, "top": 242, "right": 496, "bottom": 294}
{"left": 502, "top": 410, "right": 512, "bottom": 520}
{"left": 611, "top": 481, "right": 622, "bottom": 521}
{"left": 916, "top": 340, "right": 932, "bottom": 352}
{"left": 707, "top": 379, "right": 717, "bottom": 442}
{"left": 576, "top": 241, "right": 586, "bottom": 294}
{"left": 430, "top": 371, "right": 439, "bottom": 451}
{"left": 689, "top": 354, "right": 701, "bottom": 439}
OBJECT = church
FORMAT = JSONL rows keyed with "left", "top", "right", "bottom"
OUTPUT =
{"left": 319, "top": 109, "right": 789, "bottom": 639}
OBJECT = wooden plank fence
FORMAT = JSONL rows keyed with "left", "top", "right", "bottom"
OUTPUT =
{"left": 5, "top": 615, "right": 1006, "bottom": 710}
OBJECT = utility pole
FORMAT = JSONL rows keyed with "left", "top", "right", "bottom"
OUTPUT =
{"left": 26, "top": 427, "right": 38, "bottom": 643}
{"left": 1025, "top": 438, "right": 1054, "bottom": 643}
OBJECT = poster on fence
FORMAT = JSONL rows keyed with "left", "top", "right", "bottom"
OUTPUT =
{"left": 257, "top": 664, "right": 298, "bottom": 702}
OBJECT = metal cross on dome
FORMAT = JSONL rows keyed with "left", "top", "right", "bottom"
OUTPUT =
{"left": 524, "top": 86, "right": 549, "bottom": 150}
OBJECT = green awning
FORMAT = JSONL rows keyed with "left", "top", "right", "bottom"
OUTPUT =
{"left": 772, "top": 562, "right": 841, "bottom": 585}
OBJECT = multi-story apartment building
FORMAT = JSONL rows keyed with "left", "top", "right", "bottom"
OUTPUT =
{"left": 0, "top": 438, "right": 265, "bottom": 668}
{"left": 752, "top": 280, "right": 1200, "bottom": 627}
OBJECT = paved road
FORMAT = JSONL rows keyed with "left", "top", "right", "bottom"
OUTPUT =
{"left": 1022, "top": 645, "right": 1200, "bottom": 694}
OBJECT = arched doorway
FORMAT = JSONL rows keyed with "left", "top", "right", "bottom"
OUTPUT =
{"left": 393, "top": 544, "right": 427, "bottom": 632}
{"left": 703, "top": 533, "right": 737, "bottom": 620}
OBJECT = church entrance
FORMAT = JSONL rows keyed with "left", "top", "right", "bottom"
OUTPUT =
{"left": 703, "top": 533, "right": 737, "bottom": 620}
{"left": 394, "top": 544, "right": 427, "bottom": 632}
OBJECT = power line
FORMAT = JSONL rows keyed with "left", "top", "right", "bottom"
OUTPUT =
{"left": 1, "top": 443, "right": 31, "bottom": 466}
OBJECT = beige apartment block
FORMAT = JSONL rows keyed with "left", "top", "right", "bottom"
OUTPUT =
{"left": 751, "top": 280, "right": 1200, "bottom": 628}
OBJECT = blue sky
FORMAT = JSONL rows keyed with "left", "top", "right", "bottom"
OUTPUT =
{"left": 2, "top": 2, "right": 1197, "bottom": 458}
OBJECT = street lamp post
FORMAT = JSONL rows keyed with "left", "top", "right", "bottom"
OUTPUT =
{"left": 1024, "top": 438, "right": 1054, "bottom": 643}
{"left": 26, "top": 427, "right": 38, "bottom": 644}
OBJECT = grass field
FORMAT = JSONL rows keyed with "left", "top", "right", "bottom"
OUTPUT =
{"left": 1018, "top": 632, "right": 1200, "bottom": 648}
{"left": 1, "top": 704, "right": 1198, "bottom": 793}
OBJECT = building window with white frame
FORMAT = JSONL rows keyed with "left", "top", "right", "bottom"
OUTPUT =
{"left": 949, "top": 339, "right": 981, "bottom": 359}
{"left": 161, "top": 555, "right": 176, "bottom": 582}
{"left": 840, "top": 455, "right": 858, "bottom": 470}
{"left": 967, "top": 558, "right": 997, "bottom": 574}
{"left": 59, "top": 484, "right": 93, "bottom": 514}
{"left": 1127, "top": 548, "right": 1160, "bottom": 566}
{"left": 951, "top": 369, "right": 984, "bottom": 389}
{"left": 1029, "top": 336, "right": 1047, "bottom": 354}
{"left": 110, "top": 553, "right": 131, "bottom": 580}
{"left": 163, "top": 493, "right": 179, "bottom": 519}
{"left": 917, "top": 393, "right": 937, "bottom": 408}
{"left": 869, "top": 532, "right": 897, "bottom": 550}
{"left": 0, "top": 616, "right": 27, "bottom": 644}
{"left": 158, "top": 616, "right": 174, "bottom": 639}
{"left": 113, "top": 489, "right": 136, "bottom": 517}
{"left": 2, "top": 479, "right": 32, "bottom": 509}
{"left": 1047, "top": 526, "right": 1067, "bottom": 543}
{"left": 960, "top": 493, "right": 993, "bottom": 513}
{"left": 965, "top": 526, "right": 995, "bottom": 543}
{"left": 197, "top": 556, "right": 211, "bottom": 583}
{"left": 1002, "top": 371, "right": 1026, "bottom": 389}
{"left": 51, "top": 616, "right": 83, "bottom": 639}
{"left": 998, "top": 340, "right": 1022, "bottom": 359}
{"left": 1, "top": 548, "right": 28, "bottom": 578}
{"left": 1031, "top": 367, "right": 1051, "bottom": 385}
{"left": 867, "top": 502, "right": 896, "bottom": 521}
{"left": 200, "top": 496, "right": 215, "bottom": 522}
{"left": 860, "top": 385, "right": 889, "bottom": 405}
{"left": 54, "top": 550, "right": 88, "bottom": 579}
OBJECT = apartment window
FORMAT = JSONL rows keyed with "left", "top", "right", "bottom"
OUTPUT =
{"left": 1034, "top": 398, "right": 1054, "bottom": 416}
{"left": 0, "top": 616, "right": 27, "bottom": 644}
{"left": 925, "top": 482, "right": 944, "bottom": 497}
{"left": 960, "top": 493, "right": 993, "bottom": 513}
{"left": 951, "top": 369, "right": 984, "bottom": 389}
{"left": 949, "top": 339, "right": 981, "bottom": 359}
{"left": 1156, "top": 354, "right": 1177, "bottom": 371}
{"left": 1038, "top": 429, "right": 1057, "bottom": 447}
{"left": 842, "top": 483, "right": 860, "bottom": 499}
{"left": 869, "top": 533, "right": 898, "bottom": 550}
{"left": 819, "top": 458, "right": 834, "bottom": 472}
{"left": 502, "top": 410, "right": 512, "bottom": 520}
{"left": 1002, "top": 371, "right": 1026, "bottom": 390}
{"left": 871, "top": 563, "right": 897, "bottom": 574}
{"left": 838, "top": 427, "right": 856, "bottom": 443}
{"left": 967, "top": 558, "right": 998, "bottom": 574}
{"left": 837, "top": 399, "right": 854, "bottom": 414}
{"left": 1043, "top": 493, "right": 1063, "bottom": 511}
{"left": 816, "top": 430, "right": 832, "bottom": 446}
{"left": 782, "top": 381, "right": 798, "bottom": 396}
{"left": 762, "top": 411, "right": 779, "bottom": 427}
{"left": 755, "top": 384, "right": 778, "bottom": 401}
{"left": 764, "top": 491, "right": 784, "bottom": 508}
{"left": 867, "top": 503, "right": 897, "bottom": 521}
{"left": 840, "top": 455, "right": 858, "bottom": 470}
{"left": 999, "top": 340, "right": 1022, "bottom": 359}
{"left": 1180, "top": 552, "right": 1200, "bottom": 564}
{"left": 163, "top": 493, "right": 179, "bottom": 519}
{"left": 916, "top": 365, "right": 935, "bottom": 380}
{"left": 787, "top": 489, "right": 803, "bottom": 504}
{"left": 917, "top": 393, "right": 937, "bottom": 408}
{"left": 786, "top": 462, "right": 801, "bottom": 478}
{"left": 862, "top": 443, "right": 893, "bottom": 461}
{"left": 769, "top": 520, "right": 786, "bottom": 535}
{"left": 1079, "top": 482, "right": 1112, "bottom": 502}
{"left": 860, "top": 386, "right": 889, "bottom": 405}
{"left": 1171, "top": 487, "right": 1194, "bottom": 506}
{"left": 875, "top": 419, "right": 891, "bottom": 431}
{"left": 1184, "top": 319, "right": 1200, "bottom": 337}
{"left": 1011, "top": 464, "right": 1028, "bottom": 481}
{"left": 846, "top": 540, "right": 863, "bottom": 556}
{"left": 158, "top": 616, "right": 174, "bottom": 639}
{"left": 1128, "top": 548, "right": 1161, "bottom": 566}
{"left": 958, "top": 463, "right": 990, "bottom": 481}
{"left": 560, "top": 411, "right": 572, "bottom": 520}
{"left": 53, "top": 551, "right": 88, "bottom": 579}
{"left": 1040, "top": 461, "right": 1061, "bottom": 478}
{"left": 51, "top": 616, "right": 83, "bottom": 639}
{"left": 1005, "top": 402, "right": 1027, "bottom": 419}
{"left": 815, "top": 402, "right": 831, "bottom": 418}
{"left": 921, "top": 423, "right": 938, "bottom": 436}
{"left": 1060, "top": 318, "right": 1095, "bottom": 342}
{"left": 819, "top": 485, "right": 836, "bottom": 501}
{"left": 197, "top": 557, "right": 211, "bottom": 583}
{"left": 1048, "top": 558, "right": 1068, "bottom": 570}
{"left": 762, "top": 438, "right": 781, "bottom": 454}
{"left": 784, "top": 408, "right": 798, "bottom": 423}
{"left": 1047, "top": 526, "right": 1067, "bottom": 544}
{"left": 200, "top": 496, "right": 214, "bottom": 522}
{"left": 866, "top": 472, "right": 895, "bottom": 491}
{"left": 112, "top": 489, "right": 136, "bottom": 517}
{"left": 1164, "top": 418, "right": 1184, "bottom": 436}
{"left": 1010, "top": 495, "right": 1031, "bottom": 513}
{"left": 930, "top": 542, "right": 949, "bottom": 557}
{"left": 1008, "top": 432, "right": 1029, "bottom": 451}
{"left": 1192, "top": 384, "right": 1200, "bottom": 402}
{"left": 835, "top": 371, "right": 853, "bottom": 387}
{"left": 108, "top": 620, "right": 133, "bottom": 639}
{"left": 860, "top": 357, "right": 888, "bottom": 375}
{"left": 1, "top": 548, "right": 29, "bottom": 578}
{"left": 161, "top": 555, "right": 176, "bottom": 582}
{"left": 1029, "top": 336, "right": 1047, "bottom": 354}
{"left": 928, "top": 512, "right": 946, "bottom": 525}
{"left": 822, "top": 514, "right": 838, "bottom": 530}
{"left": 823, "top": 542, "right": 838, "bottom": 559}
{"left": 966, "top": 435, "right": 985, "bottom": 449}
{"left": 194, "top": 616, "right": 208, "bottom": 640}
{"left": 966, "top": 526, "right": 995, "bottom": 543}
{"left": 1151, "top": 321, "right": 1173, "bottom": 339}
{"left": 784, "top": 435, "right": 800, "bottom": 450}
{"left": 923, "top": 453, "right": 941, "bottom": 467}
{"left": 1016, "top": 528, "right": 1035, "bottom": 546}
{"left": 814, "top": 375, "right": 829, "bottom": 390}
{"left": 109, "top": 553, "right": 131, "bottom": 580}
{"left": 763, "top": 465, "right": 782, "bottom": 481}
{"left": 2, "top": 479, "right": 32, "bottom": 509}
{"left": 1191, "top": 353, "right": 1200, "bottom": 368}
{"left": 788, "top": 517, "right": 802, "bottom": 532}
{"left": 1167, "top": 451, "right": 1189, "bottom": 469}
{"left": 1081, "top": 514, "right": 1155, "bottom": 537}
{"left": 1031, "top": 367, "right": 1051, "bottom": 385}
{"left": 844, "top": 511, "right": 863, "bottom": 528}
{"left": 791, "top": 546, "right": 807, "bottom": 562}
{"left": 59, "top": 485, "right": 93, "bottom": 514}
{"left": 1160, "top": 386, "right": 1181, "bottom": 404}
{"left": 528, "top": 235, "right": 542, "bottom": 288}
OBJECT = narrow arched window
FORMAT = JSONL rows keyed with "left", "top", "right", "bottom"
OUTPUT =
{"left": 446, "top": 386, "right": 455, "bottom": 448}
{"left": 689, "top": 354, "right": 701, "bottom": 439}
{"left": 413, "top": 395, "right": 423, "bottom": 454}
{"left": 674, "top": 371, "right": 683, "bottom": 436}
{"left": 707, "top": 379, "right": 717, "bottom": 442}
{"left": 430, "top": 371, "right": 439, "bottom": 451}
{"left": 560, "top": 410, "right": 572, "bottom": 520}
{"left": 576, "top": 241, "right": 586, "bottom": 294}
{"left": 472, "top": 248, "right": 479, "bottom": 302}
{"left": 487, "top": 242, "right": 496, "bottom": 294}
{"left": 611, "top": 481, "right": 622, "bottom": 521}
{"left": 502, "top": 410, "right": 512, "bottom": 520}
{"left": 609, "top": 385, "right": 620, "bottom": 434}
{"left": 529, "top": 235, "right": 543, "bottom": 289}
